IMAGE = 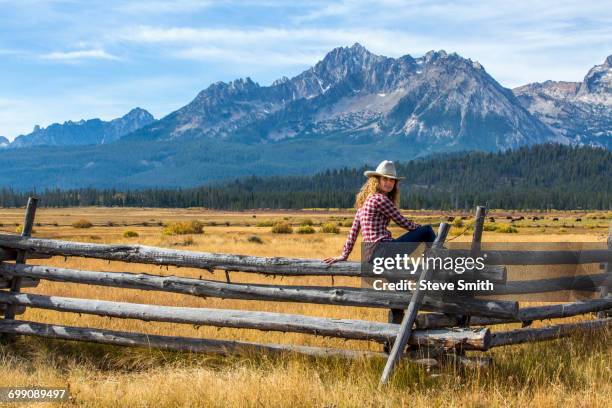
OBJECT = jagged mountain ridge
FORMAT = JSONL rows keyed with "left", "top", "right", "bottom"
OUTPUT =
{"left": 1, "top": 45, "right": 610, "bottom": 190}
{"left": 127, "top": 43, "right": 555, "bottom": 151}
{"left": 7, "top": 108, "right": 155, "bottom": 148}
{"left": 513, "top": 55, "right": 612, "bottom": 148}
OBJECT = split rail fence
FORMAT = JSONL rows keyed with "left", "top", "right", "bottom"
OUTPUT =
{"left": 0, "top": 197, "right": 610, "bottom": 382}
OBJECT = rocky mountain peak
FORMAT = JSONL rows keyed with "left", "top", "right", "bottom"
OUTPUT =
{"left": 104, "top": 108, "right": 155, "bottom": 143}
{"left": 328, "top": 42, "right": 373, "bottom": 59}
{"left": 513, "top": 56, "right": 611, "bottom": 147}
{"left": 230, "top": 77, "right": 258, "bottom": 90}
{"left": 122, "top": 107, "right": 154, "bottom": 122}
{"left": 346, "top": 42, "right": 373, "bottom": 59}
{"left": 194, "top": 77, "right": 261, "bottom": 104}
{"left": 8, "top": 108, "right": 155, "bottom": 148}
{"left": 133, "top": 43, "right": 558, "bottom": 149}
{"left": 514, "top": 80, "right": 580, "bottom": 99}
{"left": 271, "top": 76, "right": 289, "bottom": 86}
{"left": 577, "top": 54, "right": 612, "bottom": 102}
{"left": 421, "top": 50, "right": 451, "bottom": 63}
{"left": 311, "top": 42, "right": 384, "bottom": 82}
{"left": 125, "top": 107, "right": 150, "bottom": 115}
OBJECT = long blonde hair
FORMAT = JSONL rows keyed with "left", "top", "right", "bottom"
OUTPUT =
{"left": 355, "top": 176, "right": 400, "bottom": 209}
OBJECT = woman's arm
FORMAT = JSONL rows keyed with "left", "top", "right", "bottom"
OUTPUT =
{"left": 339, "top": 214, "right": 361, "bottom": 260}
{"left": 375, "top": 194, "right": 420, "bottom": 231}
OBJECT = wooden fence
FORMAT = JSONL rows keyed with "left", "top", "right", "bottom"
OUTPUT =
{"left": 0, "top": 197, "right": 610, "bottom": 383}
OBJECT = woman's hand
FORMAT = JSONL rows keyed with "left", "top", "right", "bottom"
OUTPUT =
{"left": 323, "top": 255, "right": 346, "bottom": 265}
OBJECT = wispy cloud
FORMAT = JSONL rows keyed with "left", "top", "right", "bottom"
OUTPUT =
{"left": 174, "top": 46, "right": 324, "bottom": 65}
{"left": 118, "top": 26, "right": 338, "bottom": 44}
{"left": 291, "top": 0, "right": 359, "bottom": 23}
{"left": 115, "top": 25, "right": 433, "bottom": 57}
{"left": 40, "top": 49, "right": 121, "bottom": 61}
{"left": 113, "top": 17, "right": 611, "bottom": 87}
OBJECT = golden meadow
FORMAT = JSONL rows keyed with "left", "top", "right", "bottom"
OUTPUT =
{"left": 0, "top": 206, "right": 610, "bottom": 407}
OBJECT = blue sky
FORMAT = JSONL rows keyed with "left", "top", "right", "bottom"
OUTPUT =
{"left": 1, "top": 0, "right": 611, "bottom": 141}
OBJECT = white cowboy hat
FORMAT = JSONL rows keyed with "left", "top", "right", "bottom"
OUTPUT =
{"left": 364, "top": 160, "right": 405, "bottom": 180}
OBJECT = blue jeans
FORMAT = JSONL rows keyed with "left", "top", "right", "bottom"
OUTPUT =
{"left": 372, "top": 225, "right": 437, "bottom": 260}
{"left": 392, "top": 224, "right": 437, "bottom": 244}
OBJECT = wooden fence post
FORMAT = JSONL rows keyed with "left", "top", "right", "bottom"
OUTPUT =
{"left": 3, "top": 197, "right": 38, "bottom": 321}
{"left": 379, "top": 222, "right": 450, "bottom": 385}
{"left": 463, "top": 205, "right": 487, "bottom": 325}
{"left": 597, "top": 220, "right": 612, "bottom": 318}
{"left": 471, "top": 206, "right": 486, "bottom": 254}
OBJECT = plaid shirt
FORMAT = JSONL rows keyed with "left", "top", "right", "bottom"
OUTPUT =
{"left": 340, "top": 193, "right": 420, "bottom": 260}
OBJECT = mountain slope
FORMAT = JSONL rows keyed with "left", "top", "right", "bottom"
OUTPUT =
{"left": 0, "top": 45, "right": 609, "bottom": 190}
{"left": 513, "top": 55, "right": 612, "bottom": 148}
{"left": 9, "top": 108, "right": 155, "bottom": 148}
{"left": 128, "top": 44, "right": 555, "bottom": 151}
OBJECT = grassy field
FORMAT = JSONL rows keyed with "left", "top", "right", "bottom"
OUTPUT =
{"left": 0, "top": 207, "right": 610, "bottom": 407}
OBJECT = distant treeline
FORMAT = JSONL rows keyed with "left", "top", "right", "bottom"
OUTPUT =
{"left": 1, "top": 144, "right": 611, "bottom": 210}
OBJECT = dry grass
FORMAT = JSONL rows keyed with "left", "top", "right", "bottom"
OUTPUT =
{"left": 72, "top": 219, "right": 93, "bottom": 229}
{"left": 0, "top": 207, "right": 610, "bottom": 407}
{"left": 162, "top": 220, "right": 204, "bottom": 235}
{"left": 270, "top": 222, "right": 293, "bottom": 234}
{"left": 320, "top": 222, "right": 340, "bottom": 234}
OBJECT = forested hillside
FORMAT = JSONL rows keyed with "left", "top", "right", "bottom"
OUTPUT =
{"left": 1, "top": 144, "right": 610, "bottom": 210}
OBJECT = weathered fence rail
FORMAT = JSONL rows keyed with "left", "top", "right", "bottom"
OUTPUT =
{"left": 489, "top": 318, "right": 611, "bottom": 347}
{"left": 0, "top": 234, "right": 506, "bottom": 282}
{"left": 0, "top": 197, "right": 610, "bottom": 383}
{"left": 0, "top": 292, "right": 490, "bottom": 349}
{"left": 0, "top": 247, "right": 51, "bottom": 261}
{"left": 0, "top": 319, "right": 386, "bottom": 360}
{"left": 416, "top": 298, "right": 612, "bottom": 328}
{"left": 0, "top": 263, "right": 517, "bottom": 317}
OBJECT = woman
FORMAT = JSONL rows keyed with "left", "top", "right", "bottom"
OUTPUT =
{"left": 323, "top": 160, "right": 437, "bottom": 343}
{"left": 323, "top": 160, "right": 437, "bottom": 266}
